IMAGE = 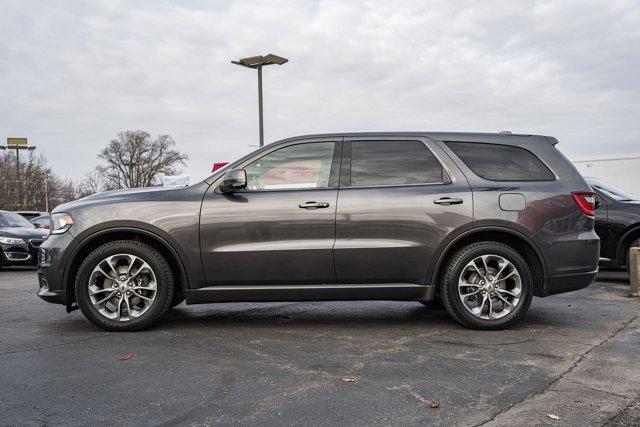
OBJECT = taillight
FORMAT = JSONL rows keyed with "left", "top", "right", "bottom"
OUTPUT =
{"left": 571, "top": 192, "right": 596, "bottom": 217}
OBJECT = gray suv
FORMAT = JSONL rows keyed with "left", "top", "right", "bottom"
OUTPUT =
{"left": 38, "top": 132, "right": 599, "bottom": 331}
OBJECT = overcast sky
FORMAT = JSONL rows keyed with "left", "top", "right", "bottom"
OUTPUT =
{"left": 1, "top": 0, "right": 639, "bottom": 182}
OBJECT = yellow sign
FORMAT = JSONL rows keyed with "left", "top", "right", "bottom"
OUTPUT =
{"left": 7, "top": 138, "right": 27, "bottom": 147}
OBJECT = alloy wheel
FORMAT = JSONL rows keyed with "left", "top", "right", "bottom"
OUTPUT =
{"left": 88, "top": 254, "right": 157, "bottom": 321}
{"left": 457, "top": 254, "right": 522, "bottom": 320}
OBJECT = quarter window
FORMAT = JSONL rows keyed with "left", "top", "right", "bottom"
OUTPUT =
{"left": 350, "top": 140, "right": 445, "bottom": 186}
{"left": 445, "top": 141, "right": 555, "bottom": 181}
{"left": 244, "top": 142, "right": 335, "bottom": 191}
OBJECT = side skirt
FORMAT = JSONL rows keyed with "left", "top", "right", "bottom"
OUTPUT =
{"left": 185, "top": 283, "right": 432, "bottom": 304}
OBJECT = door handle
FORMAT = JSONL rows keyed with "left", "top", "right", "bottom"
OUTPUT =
{"left": 434, "top": 197, "right": 463, "bottom": 206}
{"left": 299, "top": 201, "right": 330, "bottom": 209}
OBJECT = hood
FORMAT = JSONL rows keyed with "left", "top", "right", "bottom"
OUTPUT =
{"left": 82, "top": 186, "right": 171, "bottom": 200}
{"left": 54, "top": 186, "right": 175, "bottom": 212}
{"left": 0, "top": 226, "right": 50, "bottom": 240}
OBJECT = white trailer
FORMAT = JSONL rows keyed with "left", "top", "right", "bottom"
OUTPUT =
{"left": 572, "top": 154, "right": 640, "bottom": 198}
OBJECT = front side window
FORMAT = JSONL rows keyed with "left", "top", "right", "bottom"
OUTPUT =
{"left": 244, "top": 142, "right": 335, "bottom": 191}
{"left": 350, "top": 140, "right": 445, "bottom": 186}
{"left": 445, "top": 141, "right": 555, "bottom": 181}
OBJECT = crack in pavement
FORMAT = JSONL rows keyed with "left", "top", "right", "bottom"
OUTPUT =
{"left": 0, "top": 335, "right": 107, "bottom": 357}
{"left": 474, "top": 314, "right": 640, "bottom": 426}
{"left": 560, "top": 379, "right": 633, "bottom": 399}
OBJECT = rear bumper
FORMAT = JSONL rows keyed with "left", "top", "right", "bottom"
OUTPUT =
{"left": 541, "top": 269, "right": 598, "bottom": 297}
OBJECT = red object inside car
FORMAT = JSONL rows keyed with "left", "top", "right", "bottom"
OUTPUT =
{"left": 212, "top": 162, "right": 229, "bottom": 172}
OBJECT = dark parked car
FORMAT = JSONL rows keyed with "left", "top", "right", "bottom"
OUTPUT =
{"left": 16, "top": 211, "right": 49, "bottom": 221}
{"left": 0, "top": 211, "right": 50, "bottom": 268}
{"left": 587, "top": 177, "right": 640, "bottom": 271}
{"left": 16, "top": 211, "right": 52, "bottom": 229}
{"left": 38, "top": 132, "right": 599, "bottom": 331}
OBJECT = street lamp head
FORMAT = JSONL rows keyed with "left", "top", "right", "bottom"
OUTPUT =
{"left": 232, "top": 53, "right": 288, "bottom": 69}
{"left": 263, "top": 54, "right": 288, "bottom": 65}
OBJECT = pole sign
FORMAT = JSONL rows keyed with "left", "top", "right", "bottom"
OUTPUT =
{"left": 162, "top": 175, "right": 191, "bottom": 188}
{"left": 7, "top": 138, "right": 28, "bottom": 147}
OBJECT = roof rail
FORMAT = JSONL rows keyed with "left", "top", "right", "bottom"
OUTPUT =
{"left": 499, "top": 130, "right": 512, "bottom": 134}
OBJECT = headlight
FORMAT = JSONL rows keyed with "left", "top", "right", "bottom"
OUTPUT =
{"left": 51, "top": 213, "right": 74, "bottom": 235}
{"left": 0, "top": 236, "right": 25, "bottom": 245}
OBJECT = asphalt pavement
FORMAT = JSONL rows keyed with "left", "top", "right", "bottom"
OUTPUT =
{"left": 1, "top": 268, "right": 639, "bottom": 426}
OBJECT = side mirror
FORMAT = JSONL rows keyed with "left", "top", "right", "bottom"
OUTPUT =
{"left": 33, "top": 223, "right": 42, "bottom": 228}
{"left": 220, "top": 169, "right": 247, "bottom": 193}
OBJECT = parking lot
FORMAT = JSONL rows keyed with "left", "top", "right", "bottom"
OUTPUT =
{"left": 0, "top": 269, "right": 639, "bottom": 426}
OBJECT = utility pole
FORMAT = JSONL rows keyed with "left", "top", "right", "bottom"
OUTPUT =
{"left": 1, "top": 138, "right": 36, "bottom": 209}
{"left": 44, "top": 171, "right": 49, "bottom": 212}
{"left": 231, "top": 54, "right": 288, "bottom": 147}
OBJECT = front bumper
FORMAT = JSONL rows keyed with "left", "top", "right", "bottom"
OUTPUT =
{"left": 1, "top": 241, "right": 38, "bottom": 265}
{"left": 37, "top": 273, "right": 67, "bottom": 304}
{"left": 37, "top": 233, "right": 78, "bottom": 306}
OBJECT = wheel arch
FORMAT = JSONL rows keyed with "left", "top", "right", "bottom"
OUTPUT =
{"left": 616, "top": 224, "right": 640, "bottom": 266}
{"left": 64, "top": 227, "right": 189, "bottom": 310}
{"left": 430, "top": 227, "right": 547, "bottom": 297}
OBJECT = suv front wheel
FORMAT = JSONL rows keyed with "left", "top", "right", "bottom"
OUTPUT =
{"left": 75, "top": 240, "right": 174, "bottom": 331}
{"left": 440, "top": 241, "right": 533, "bottom": 330}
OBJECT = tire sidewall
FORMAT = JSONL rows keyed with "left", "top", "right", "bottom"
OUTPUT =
{"left": 75, "top": 241, "right": 172, "bottom": 331}
{"left": 445, "top": 243, "right": 533, "bottom": 329}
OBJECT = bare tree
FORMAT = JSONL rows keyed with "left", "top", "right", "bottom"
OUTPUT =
{"left": 0, "top": 151, "right": 77, "bottom": 211}
{"left": 76, "top": 170, "right": 105, "bottom": 198}
{"left": 95, "top": 130, "right": 188, "bottom": 189}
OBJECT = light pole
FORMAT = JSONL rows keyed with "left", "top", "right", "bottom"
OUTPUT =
{"left": 231, "top": 54, "right": 288, "bottom": 147}
{"left": 1, "top": 138, "right": 36, "bottom": 209}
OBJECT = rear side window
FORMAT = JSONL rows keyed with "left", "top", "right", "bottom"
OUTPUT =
{"left": 445, "top": 141, "right": 555, "bottom": 181}
{"left": 350, "top": 140, "right": 444, "bottom": 186}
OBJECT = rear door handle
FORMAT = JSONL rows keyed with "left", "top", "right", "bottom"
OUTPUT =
{"left": 434, "top": 197, "right": 463, "bottom": 206}
{"left": 299, "top": 201, "right": 330, "bottom": 210}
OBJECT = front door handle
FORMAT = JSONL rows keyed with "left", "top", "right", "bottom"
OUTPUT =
{"left": 299, "top": 201, "right": 330, "bottom": 210}
{"left": 434, "top": 197, "right": 463, "bottom": 206}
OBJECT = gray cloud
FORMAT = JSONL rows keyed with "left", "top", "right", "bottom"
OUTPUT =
{"left": 1, "top": 0, "right": 639, "bottom": 182}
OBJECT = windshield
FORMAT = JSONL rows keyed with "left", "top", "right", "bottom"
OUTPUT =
{"left": 0, "top": 212, "right": 36, "bottom": 228}
{"left": 587, "top": 177, "right": 637, "bottom": 202}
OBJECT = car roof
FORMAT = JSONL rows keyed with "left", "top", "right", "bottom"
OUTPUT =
{"left": 273, "top": 131, "right": 558, "bottom": 145}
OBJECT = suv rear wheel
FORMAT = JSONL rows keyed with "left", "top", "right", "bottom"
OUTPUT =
{"left": 440, "top": 241, "right": 533, "bottom": 330}
{"left": 75, "top": 240, "right": 174, "bottom": 331}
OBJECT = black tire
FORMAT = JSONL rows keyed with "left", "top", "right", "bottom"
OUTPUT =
{"left": 75, "top": 240, "right": 174, "bottom": 332}
{"left": 440, "top": 241, "right": 533, "bottom": 330}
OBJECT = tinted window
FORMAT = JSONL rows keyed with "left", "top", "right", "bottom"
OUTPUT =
{"left": 350, "top": 140, "right": 444, "bottom": 186}
{"left": 445, "top": 142, "right": 555, "bottom": 181}
{"left": 32, "top": 217, "right": 53, "bottom": 228}
{"left": 244, "top": 142, "right": 335, "bottom": 191}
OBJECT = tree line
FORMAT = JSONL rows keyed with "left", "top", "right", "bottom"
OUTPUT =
{"left": 0, "top": 130, "right": 188, "bottom": 211}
